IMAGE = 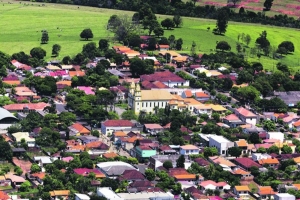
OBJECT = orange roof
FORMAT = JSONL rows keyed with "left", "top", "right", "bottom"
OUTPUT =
{"left": 71, "top": 123, "right": 90, "bottom": 135}
{"left": 56, "top": 80, "right": 72, "bottom": 86}
{"left": 184, "top": 90, "right": 193, "bottom": 97}
{"left": 292, "top": 184, "right": 300, "bottom": 190}
{"left": 293, "top": 157, "right": 300, "bottom": 163}
{"left": 195, "top": 92, "right": 209, "bottom": 98}
{"left": 114, "top": 131, "right": 127, "bottom": 137}
{"left": 127, "top": 136, "right": 143, "bottom": 143}
{"left": 209, "top": 156, "right": 236, "bottom": 167}
{"left": 293, "top": 120, "right": 300, "bottom": 127}
{"left": 69, "top": 71, "right": 85, "bottom": 77}
{"left": 49, "top": 190, "right": 70, "bottom": 196}
{"left": 258, "top": 158, "right": 279, "bottom": 165}
{"left": 235, "top": 186, "right": 250, "bottom": 191}
{"left": 233, "top": 168, "right": 250, "bottom": 175}
{"left": 258, "top": 186, "right": 276, "bottom": 195}
{"left": 0, "top": 191, "right": 10, "bottom": 199}
{"left": 235, "top": 139, "right": 248, "bottom": 147}
{"left": 173, "top": 174, "right": 196, "bottom": 180}
{"left": 3, "top": 80, "right": 21, "bottom": 85}
{"left": 31, "top": 172, "right": 46, "bottom": 180}
{"left": 102, "top": 152, "right": 119, "bottom": 159}
{"left": 85, "top": 141, "right": 105, "bottom": 149}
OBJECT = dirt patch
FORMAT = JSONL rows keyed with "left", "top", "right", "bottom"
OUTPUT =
{"left": 12, "top": 157, "right": 32, "bottom": 175}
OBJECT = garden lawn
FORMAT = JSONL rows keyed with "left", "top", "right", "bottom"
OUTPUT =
{"left": 0, "top": 1, "right": 300, "bottom": 72}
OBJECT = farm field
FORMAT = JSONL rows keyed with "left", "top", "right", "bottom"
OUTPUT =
{"left": 188, "top": 0, "right": 300, "bottom": 18}
{"left": 0, "top": 1, "right": 300, "bottom": 71}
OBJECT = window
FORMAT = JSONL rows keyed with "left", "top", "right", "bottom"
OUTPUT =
{"left": 150, "top": 102, "right": 152, "bottom": 107}
{"left": 146, "top": 103, "right": 148, "bottom": 107}
{"left": 142, "top": 103, "right": 144, "bottom": 107}
{"left": 137, "top": 103, "right": 139, "bottom": 105}
{"left": 222, "top": 150, "right": 225, "bottom": 154}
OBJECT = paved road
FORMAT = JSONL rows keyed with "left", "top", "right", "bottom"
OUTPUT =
{"left": 114, "top": 106, "right": 126, "bottom": 117}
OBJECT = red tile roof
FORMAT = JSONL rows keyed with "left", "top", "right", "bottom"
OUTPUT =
{"left": 184, "top": 90, "right": 193, "bottom": 97}
{"left": 119, "top": 170, "right": 144, "bottom": 181}
{"left": 102, "top": 120, "right": 133, "bottom": 127}
{"left": 224, "top": 114, "right": 240, "bottom": 121}
{"left": 235, "top": 158, "right": 262, "bottom": 169}
{"left": 31, "top": 172, "right": 46, "bottom": 180}
{"left": 140, "top": 71, "right": 185, "bottom": 83}
{"left": 70, "top": 123, "right": 90, "bottom": 135}
{"left": 195, "top": 92, "right": 210, "bottom": 98}
{"left": 3, "top": 102, "right": 49, "bottom": 111}
{"left": 236, "top": 107, "right": 256, "bottom": 117}
{"left": 0, "top": 191, "right": 10, "bottom": 199}
{"left": 73, "top": 168, "right": 106, "bottom": 178}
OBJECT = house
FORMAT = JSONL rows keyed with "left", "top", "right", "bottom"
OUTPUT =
{"left": 4, "top": 174, "right": 26, "bottom": 188}
{"left": 0, "top": 191, "right": 10, "bottom": 200}
{"left": 31, "top": 172, "right": 46, "bottom": 184}
{"left": 77, "top": 86, "right": 95, "bottom": 95}
{"left": 274, "top": 193, "right": 295, "bottom": 200}
{"left": 252, "top": 153, "right": 272, "bottom": 161}
{"left": 283, "top": 115, "right": 299, "bottom": 129}
{"left": 128, "top": 180, "right": 154, "bottom": 192}
{"left": 11, "top": 132, "right": 35, "bottom": 147}
{"left": 75, "top": 193, "right": 90, "bottom": 200}
{"left": 223, "top": 114, "right": 244, "bottom": 128}
{"left": 293, "top": 120, "right": 300, "bottom": 131}
{"left": 34, "top": 156, "right": 55, "bottom": 168}
{"left": 258, "top": 186, "right": 276, "bottom": 199}
{"left": 193, "top": 104, "right": 213, "bottom": 116}
{"left": 231, "top": 168, "right": 253, "bottom": 181}
{"left": 208, "top": 135, "right": 234, "bottom": 156}
{"left": 68, "top": 123, "right": 90, "bottom": 136}
{"left": 112, "top": 131, "right": 127, "bottom": 142}
{"left": 179, "top": 145, "right": 199, "bottom": 155}
{"left": 96, "top": 161, "right": 137, "bottom": 178}
{"left": 128, "top": 83, "right": 174, "bottom": 114}
{"left": 140, "top": 70, "right": 189, "bottom": 88}
{"left": 149, "top": 155, "right": 183, "bottom": 170}
{"left": 77, "top": 136, "right": 99, "bottom": 144}
{"left": 0, "top": 107, "right": 19, "bottom": 129}
{"left": 158, "top": 145, "right": 177, "bottom": 155}
{"left": 234, "top": 186, "right": 250, "bottom": 198}
{"left": 234, "top": 157, "right": 262, "bottom": 170}
{"left": 181, "top": 90, "right": 193, "bottom": 98}
{"left": 144, "top": 124, "right": 164, "bottom": 135}
{"left": 235, "top": 107, "right": 258, "bottom": 125}
{"left": 130, "top": 145, "right": 156, "bottom": 162}
{"left": 258, "top": 157, "right": 279, "bottom": 168}
{"left": 235, "top": 139, "right": 253, "bottom": 155}
{"left": 73, "top": 168, "right": 106, "bottom": 178}
{"left": 102, "top": 152, "right": 119, "bottom": 159}
{"left": 209, "top": 156, "right": 236, "bottom": 169}
{"left": 267, "top": 132, "right": 284, "bottom": 142}
{"left": 85, "top": 141, "right": 109, "bottom": 155}
{"left": 101, "top": 120, "right": 133, "bottom": 135}
{"left": 159, "top": 44, "right": 170, "bottom": 51}
{"left": 199, "top": 180, "right": 231, "bottom": 191}
{"left": 49, "top": 190, "right": 70, "bottom": 200}
{"left": 110, "top": 86, "right": 128, "bottom": 102}
{"left": 3, "top": 102, "right": 50, "bottom": 113}
{"left": 194, "top": 158, "right": 210, "bottom": 167}
{"left": 195, "top": 92, "right": 210, "bottom": 102}
{"left": 168, "top": 168, "right": 197, "bottom": 181}
{"left": 118, "top": 169, "right": 145, "bottom": 181}
{"left": 96, "top": 187, "right": 123, "bottom": 200}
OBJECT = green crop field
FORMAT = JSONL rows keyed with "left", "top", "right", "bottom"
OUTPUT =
{"left": 0, "top": 0, "right": 300, "bottom": 72}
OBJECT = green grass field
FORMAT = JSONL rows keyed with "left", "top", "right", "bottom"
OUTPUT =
{"left": 0, "top": 0, "right": 300, "bottom": 72}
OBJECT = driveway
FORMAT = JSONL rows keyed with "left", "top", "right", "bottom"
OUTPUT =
{"left": 114, "top": 106, "right": 126, "bottom": 117}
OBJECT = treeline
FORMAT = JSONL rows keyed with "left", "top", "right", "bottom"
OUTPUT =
{"left": 30, "top": 0, "right": 300, "bottom": 29}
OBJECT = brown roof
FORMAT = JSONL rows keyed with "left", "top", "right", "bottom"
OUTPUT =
{"left": 102, "top": 152, "right": 119, "bottom": 159}
{"left": 103, "top": 120, "right": 133, "bottom": 127}
{"left": 49, "top": 190, "right": 70, "bottom": 196}
{"left": 69, "top": 71, "right": 85, "bottom": 77}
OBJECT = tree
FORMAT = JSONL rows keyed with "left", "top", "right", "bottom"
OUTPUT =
{"left": 163, "top": 160, "right": 173, "bottom": 170}
{"left": 216, "top": 41, "right": 231, "bottom": 51}
{"left": 121, "top": 110, "right": 137, "bottom": 120}
{"left": 30, "top": 47, "right": 46, "bottom": 60}
{"left": 228, "top": 146, "right": 242, "bottom": 158}
{"left": 59, "top": 112, "right": 76, "bottom": 128}
{"left": 100, "top": 178, "right": 118, "bottom": 191}
{"left": 203, "top": 147, "right": 218, "bottom": 158}
{"left": 267, "top": 145, "right": 280, "bottom": 154}
{"left": 211, "top": 113, "right": 220, "bottom": 122}
{"left": 250, "top": 166, "right": 260, "bottom": 177}
{"left": 256, "top": 31, "right": 270, "bottom": 55}
{"left": 244, "top": 34, "right": 251, "bottom": 46}
{"left": 176, "top": 155, "right": 185, "bottom": 168}
{"left": 278, "top": 41, "right": 294, "bottom": 54}
{"left": 161, "top": 18, "right": 175, "bottom": 30}
{"left": 143, "top": 18, "right": 160, "bottom": 35}
{"left": 80, "top": 28, "right": 93, "bottom": 40}
{"left": 237, "top": 86, "right": 260, "bottom": 101}
{"left": 51, "top": 44, "right": 61, "bottom": 56}
{"left": 0, "top": 138, "right": 12, "bottom": 161}
{"left": 99, "top": 39, "right": 109, "bottom": 51}
{"left": 249, "top": 132, "right": 260, "bottom": 144}
{"left": 176, "top": 38, "right": 183, "bottom": 50}
{"left": 264, "top": 0, "right": 274, "bottom": 11}
{"left": 30, "top": 164, "right": 41, "bottom": 173}
{"left": 107, "top": 15, "right": 121, "bottom": 30}
{"left": 41, "top": 30, "right": 49, "bottom": 44}
{"left": 129, "top": 57, "right": 154, "bottom": 77}
{"left": 173, "top": 15, "right": 183, "bottom": 28}
{"left": 145, "top": 168, "right": 156, "bottom": 181}
{"left": 154, "top": 27, "right": 164, "bottom": 37}
{"left": 19, "top": 181, "right": 31, "bottom": 192}
{"left": 215, "top": 8, "right": 228, "bottom": 35}
{"left": 281, "top": 145, "right": 292, "bottom": 154}
{"left": 276, "top": 62, "right": 289, "bottom": 74}
{"left": 257, "top": 147, "right": 267, "bottom": 153}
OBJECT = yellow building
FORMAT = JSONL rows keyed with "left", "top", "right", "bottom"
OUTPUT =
{"left": 128, "top": 83, "right": 174, "bottom": 114}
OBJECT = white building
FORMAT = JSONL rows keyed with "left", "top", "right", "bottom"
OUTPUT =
{"left": 274, "top": 193, "right": 295, "bottom": 200}
{"left": 267, "top": 132, "right": 284, "bottom": 142}
{"left": 252, "top": 153, "right": 271, "bottom": 162}
{"left": 208, "top": 135, "right": 234, "bottom": 156}
{"left": 179, "top": 145, "right": 200, "bottom": 155}
{"left": 128, "top": 83, "right": 174, "bottom": 114}
{"left": 235, "top": 107, "right": 258, "bottom": 126}
{"left": 97, "top": 187, "right": 123, "bottom": 200}
{"left": 75, "top": 193, "right": 90, "bottom": 200}
{"left": 101, "top": 120, "right": 133, "bottom": 135}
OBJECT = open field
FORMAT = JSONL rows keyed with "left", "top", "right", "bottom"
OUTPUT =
{"left": 186, "top": 0, "right": 300, "bottom": 18}
{"left": 0, "top": 1, "right": 300, "bottom": 71}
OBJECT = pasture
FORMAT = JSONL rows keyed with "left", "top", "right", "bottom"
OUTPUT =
{"left": 0, "top": 1, "right": 300, "bottom": 71}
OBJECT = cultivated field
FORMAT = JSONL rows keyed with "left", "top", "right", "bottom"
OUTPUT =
{"left": 0, "top": 0, "right": 300, "bottom": 71}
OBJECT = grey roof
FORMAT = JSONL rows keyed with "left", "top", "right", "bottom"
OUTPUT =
{"left": 96, "top": 161, "right": 137, "bottom": 176}
{"left": 108, "top": 69, "right": 125, "bottom": 77}
{"left": 0, "top": 107, "right": 18, "bottom": 121}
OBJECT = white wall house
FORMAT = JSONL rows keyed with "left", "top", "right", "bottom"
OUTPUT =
{"left": 252, "top": 153, "right": 271, "bottom": 162}
{"left": 179, "top": 145, "right": 199, "bottom": 155}
{"left": 235, "top": 107, "right": 258, "bottom": 126}
{"left": 274, "top": 193, "right": 295, "bottom": 200}
{"left": 208, "top": 135, "right": 234, "bottom": 156}
{"left": 267, "top": 132, "right": 284, "bottom": 142}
